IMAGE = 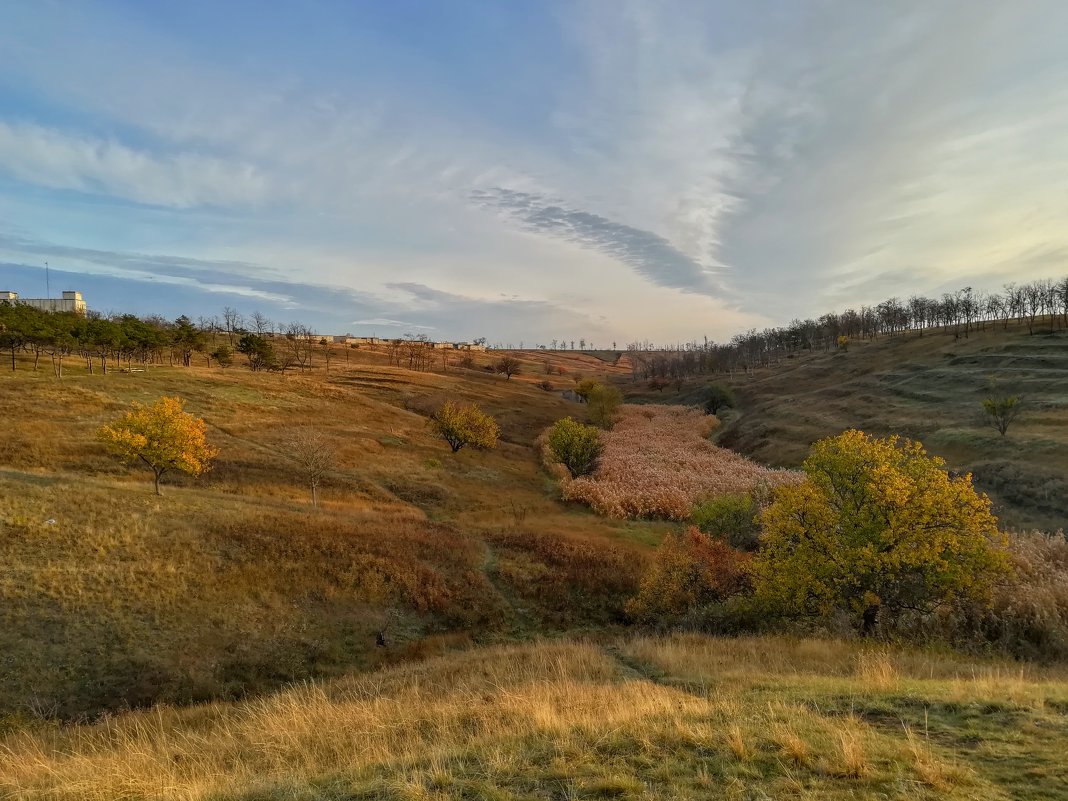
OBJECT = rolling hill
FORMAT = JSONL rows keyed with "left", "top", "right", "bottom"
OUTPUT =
{"left": 707, "top": 323, "right": 1068, "bottom": 532}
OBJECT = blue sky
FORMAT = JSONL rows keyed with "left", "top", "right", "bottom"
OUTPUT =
{"left": 2, "top": 1, "right": 1067, "bottom": 344}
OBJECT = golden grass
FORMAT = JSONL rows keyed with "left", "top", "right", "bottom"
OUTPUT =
{"left": 2, "top": 634, "right": 1065, "bottom": 800}
{"left": 0, "top": 355, "right": 656, "bottom": 718}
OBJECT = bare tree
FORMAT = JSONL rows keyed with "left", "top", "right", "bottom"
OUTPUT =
{"left": 283, "top": 322, "right": 315, "bottom": 371}
{"left": 250, "top": 311, "right": 272, "bottom": 336}
{"left": 289, "top": 429, "right": 335, "bottom": 506}
{"left": 222, "top": 307, "right": 243, "bottom": 345}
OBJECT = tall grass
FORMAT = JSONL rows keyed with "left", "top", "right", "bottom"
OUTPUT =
{"left": 3, "top": 634, "right": 1066, "bottom": 800}
{"left": 550, "top": 405, "right": 799, "bottom": 519}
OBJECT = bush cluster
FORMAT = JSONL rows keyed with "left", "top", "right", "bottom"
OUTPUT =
{"left": 625, "top": 428, "right": 1065, "bottom": 658}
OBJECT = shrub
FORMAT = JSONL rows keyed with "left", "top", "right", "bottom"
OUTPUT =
{"left": 574, "top": 378, "right": 599, "bottom": 402}
{"left": 537, "top": 380, "right": 555, "bottom": 392}
{"left": 691, "top": 492, "right": 761, "bottom": 551}
{"left": 587, "top": 383, "right": 623, "bottom": 429}
{"left": 648, "top": 377, "right": 670, "bottom": 392}
{"left": 429, "top": 401, "right": 500, "bottom": 453}
{"left": 703, "top": 384, "right": 736, "bottom": 416}
{"left": 627, "top": 527, "right": 751, "bottom": 625}
{"left": 752, "top": 430, "right": 1012, "bottom": 636}
{"left": 547, "top": 417, "right": 602, "bottom": 478}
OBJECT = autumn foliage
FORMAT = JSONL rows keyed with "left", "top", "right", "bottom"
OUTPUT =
{"left": 98, "top": 395, "right": 218, "bottom": 495}
{"left": 551, "top": 405, "right": 799, "bottom": 519}
{"left": 429, "top": 400, "right": 500, "bottom": 453}
{"left": 546, "top": 417, "right": 602, "bottom": 478}
{"left": 627, "top": 527, "right": 751, "bottom": 625}
{"left": 752, "top": 430, "right": 1011, "bottom": 635}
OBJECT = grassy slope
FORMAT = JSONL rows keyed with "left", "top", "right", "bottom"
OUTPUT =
{"left": 3, "top": 634, "right": 1066, "bottom": 800}
{"left": 701, "top": 323, "right": 1068, "bottom": 531}
{"left": 0, "top": 346, "right": 666, "bottom": 719}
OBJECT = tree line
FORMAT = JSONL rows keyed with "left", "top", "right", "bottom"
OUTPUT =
{"left": 624, "top": 275, "right": 1068, "bottom": 381}
{"left": 0, "top": 302, "right": 335, "bottom": 376}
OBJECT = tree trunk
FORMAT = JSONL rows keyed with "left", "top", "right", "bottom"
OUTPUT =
{"left": 860, "top": 605, "right": 880, "bottom": 637}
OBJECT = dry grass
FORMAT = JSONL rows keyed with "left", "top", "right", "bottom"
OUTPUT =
{"left": 706, "top": 323, "right": 1068, "bottom": 532}
{"left": 555, "top": 404, "right": 799, "bottom": 519}
{"left": 0, "top": 353, "right": 657, "bottom": 718}
{"left": 2, "top": 634, "right": 1065, "bottom": 799}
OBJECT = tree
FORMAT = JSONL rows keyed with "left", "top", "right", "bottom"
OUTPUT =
{"left": 289, "top": 428, "right": 335, "bottom": 506}
{"left": 222, "top": 306, "right": 243, "bottom": 346}
{"left": 98, "top": 396, "right": 218, "bottom": 495}
{"left": 703, "top": 384, "right": 736, "bottom": 416}
{"left": 752, "top": 430, "right": 1010, "bottom": 635}
{"left": 982, "top": 379, "right": 1022, "bottom": 436}
{"left": 319, "top": 337, "right": 333, "bottom": 372}
{"left": 429, "top": 401, "right": 499, "bottom": 453}
{"left": 587, "top": 383, "right": 623, "bottom": 429}
{"left": 211, "top": 345, "right": 234, "bottom": 368}
{"left": 547, "top": 417, "right": 602, "bottom": 477}
{"left": 494, "top": 356, "right": 521, "bottom": 379}
{"left": 237, "top": 333, "right": 277, "bottom": 371}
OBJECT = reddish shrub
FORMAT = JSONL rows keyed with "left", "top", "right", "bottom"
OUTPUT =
{"left": 626, "top": 527, "right": 752, "bottom": 625}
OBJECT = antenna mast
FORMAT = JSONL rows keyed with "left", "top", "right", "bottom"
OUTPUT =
{"left": 45, "top": 262, "right": 50, "bottom": 299}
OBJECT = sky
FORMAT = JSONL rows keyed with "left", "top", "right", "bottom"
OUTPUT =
{"left": 1, "top": 1, "right": 1067, "bottom": 345}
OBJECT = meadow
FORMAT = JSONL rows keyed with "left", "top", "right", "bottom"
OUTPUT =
{"left": 703, "top": 323, "right": 1068, "bottom": 532}
{"left": 2, "top": 334, "right": 1067, "bottom": 798}
{"left": 3, "top": 635, "right": 1067, "bottom": 800}
{"left": 0, "top": 345, "right": 657, "bottom": 719}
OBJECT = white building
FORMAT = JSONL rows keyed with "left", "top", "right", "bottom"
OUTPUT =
{"left": 0, "top": 290, "right": 87, "bottom": 315}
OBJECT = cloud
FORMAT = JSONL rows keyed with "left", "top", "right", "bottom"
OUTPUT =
{"left": 0, "top": 121, "right": 270, "bottom": 208}
{"left": 350, "top": 318, "right": 437, "bottom": 331}
{"left": 3, "top": 1, "right": 1068, "bottom": 342}
{"left": 470, "top": 188, "right": 721, "bottom": 294}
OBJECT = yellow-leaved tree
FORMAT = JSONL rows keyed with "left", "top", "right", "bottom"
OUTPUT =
{"left": 429, "top": 400, "right": 499, "bottom": 453}
{"left": 99, "top": 396, "right": 218, "bottom": 495}
{"left": 752, "top": 429, "right": 1010, "bottom": 635}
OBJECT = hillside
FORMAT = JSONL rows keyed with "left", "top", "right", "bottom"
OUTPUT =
{"left": 4, "top": 634, "right": 1066, "bottom": 800}
{"left": 704, "top": 324, "right": 1068, "bottom": 532}
{"left": 0, "top": 345, "right": 659, "bottom": 719}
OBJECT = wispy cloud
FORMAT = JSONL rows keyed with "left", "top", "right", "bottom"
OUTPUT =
{"left": 350, "top": 318, "right": 436, "bottom": 330}
{"left": 2, "top": 1, "right": 1067, "bottom": 342}
{"left": 0, "top": 121, "right": 271, "bottom": 209}
{"left": 470, "top": 188, "right": 721, "bottom": 294}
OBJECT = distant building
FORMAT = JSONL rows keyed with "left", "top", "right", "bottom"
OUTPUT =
{"left": 0, "top": 290, "right": 87, "bottom": 315}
